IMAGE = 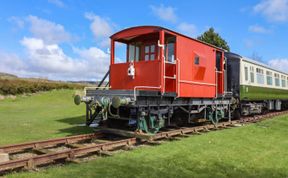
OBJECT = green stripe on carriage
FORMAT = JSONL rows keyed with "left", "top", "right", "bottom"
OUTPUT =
{"left": 240, "top": 85, "right": 288, "bottom": 100}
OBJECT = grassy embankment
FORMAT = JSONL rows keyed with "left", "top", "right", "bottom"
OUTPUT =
{"left": 0, "top": 90, "right": 287, "bottom": 178}
{"left": 0, "top": 78, "right": 84, "bottom": 96}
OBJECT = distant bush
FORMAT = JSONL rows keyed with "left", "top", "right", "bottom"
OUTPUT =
{"left": 0, "top": 79, "right": 85, "bottom": 95}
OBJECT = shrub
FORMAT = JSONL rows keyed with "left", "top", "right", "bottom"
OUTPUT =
{"left": 0, "top": 78, "right": 85, "bottom": 95}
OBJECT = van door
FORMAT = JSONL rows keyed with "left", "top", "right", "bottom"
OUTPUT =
{"left": 216, "top": 51, "right": 224, "bottom": 96}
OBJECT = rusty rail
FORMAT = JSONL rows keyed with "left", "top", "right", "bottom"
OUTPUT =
{"left": 150, "top": 110, "right": 288, "bottom": 140}
{"left": 0, "top": 133, "right": 103, "bottom": 154}
{"left": 0, "top": 137, "right": 136, "bottom": 172}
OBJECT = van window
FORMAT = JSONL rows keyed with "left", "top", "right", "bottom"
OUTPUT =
{"left": 194, "top": 55, "right": 200, "bottom": 65}
{"left": 165, "top": 43, "right": 175, "bottom": 62}
{"left": 216, "top": 51, "right": 222, "bottom": 71}
{"left": 144, "top": 44, "right": 156, "bottom": 61}
{"left": 128, "top": 43, "right": 140, "bottom": 62}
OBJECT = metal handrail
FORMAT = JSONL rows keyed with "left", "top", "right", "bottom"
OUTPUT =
{"left": 133, "top": 86, "right": 161, "bottom": 101}
{"left": 97, "top": 70, "right": 110, "bottom": 88}
{"left": 176, "top": 58, "right": 180, "bottom": 96}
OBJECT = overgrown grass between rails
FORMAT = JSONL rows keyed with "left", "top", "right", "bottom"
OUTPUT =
{"left": 0, "top": 90, "right": 287, "bottom": 177}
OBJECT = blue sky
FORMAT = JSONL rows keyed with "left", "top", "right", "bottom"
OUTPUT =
{"left": 0, "top": 0, "right": 288, "bottom": 80}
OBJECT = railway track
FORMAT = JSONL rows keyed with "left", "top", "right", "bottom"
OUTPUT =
{"left": 0, "top": 110, "right": 287, "bottom": 175}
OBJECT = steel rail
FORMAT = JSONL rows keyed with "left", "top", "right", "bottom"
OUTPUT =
{"left": 0, "top": 133, "right": 103, "bottom": 154}
{"left": 150, "top": 110, "right": 288, "bottom": 140}
{"left": 0, "top": 137, "right": 136, "bottom": 172}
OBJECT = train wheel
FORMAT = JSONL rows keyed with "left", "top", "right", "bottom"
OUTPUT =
{"left": 233, "top": 109, "right": 241, "bottom": 119}
{"left": 172, "top": 109, "right": 188, "bottom": 127}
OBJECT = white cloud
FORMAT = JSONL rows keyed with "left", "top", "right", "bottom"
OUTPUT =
{"left": 18, "top": 37, "right": 110, "bottom": 80}
{"left": 268, "top": 58, "right": 288, "bottom": 72}
{"left": 248, "top": 24, "right": 271, "bottom": 33}
{"left": 21, "top": 37, "right": 45, "bottom": 50}
{"left": 48, "top": 0, "right": 65, "bottom": 8}
{"left": 150, "top": 4, "right": 177, "bottom": 23}
{"left": 73, "top": 47, "right": 110, "bottom": 75}
{"left": 85, "top": 12, "right": 114, "bottom": 47}
{"left": 0, "top": 51, "right": 27, "bottom": 76}
{"left": 21, "top": 37, "right": 81, "bottom": 74}
{"left": 3, "top": 14, "right": 112, "bottom": 81}
{"left": 27, "top": 15, "right": 72, "bottom": 44}
{"left": 177, "top": 22, "right": 197, "bottom": 37}
{"left": 254, "top": 0, "right": 288, "bottom": 22}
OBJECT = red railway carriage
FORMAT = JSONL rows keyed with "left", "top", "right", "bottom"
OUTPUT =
{"left": 75, "top": 26, "right": 231, "bottom": 134}
{"left": 109, "top": 26, "right": 225, "bottom": 98}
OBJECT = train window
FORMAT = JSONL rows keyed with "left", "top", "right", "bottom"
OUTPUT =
{"left": 194, "top": 55, "right": 200, "bottom": 65}
{"left": 151, "top": 45, "right": 155, "bottom": 53}
{"left": 144, "top": 44, "right": 156, "bottom": 61}
{"left": 281, "top": 75, "right": 286, "bottom": 87}
{"left": 244, "top": 67, "right": 248, "bottom": 81}
{"left": 165, "top": 43, "right": 175, "bottom": 62}
{"left": 216, "top": 52, "right": 222, "bottom": 71}
{"left": 114, "top": 41, "right": 127, "bottom": 63}
{"left": 145, "top": 54, "right": 149, "bottom": 60}
{"left": 128, "top": 43, "right": 140, "bottom": 62}
{"left": 136, "top": 47, "right": 140, "bottom": 61}
{"left": 145, "top": 46, "right": 149, "bottom": 53}
{"left": 274, "top": 73, "right": 280, "bottom": 86}
{"left": 266, "top": 71, "right": 273, "bottom": 85}
{"left": 256, "top": 68, "right": 264, "bottom": 85}
{"left": 250, "top": 66, "right": 254, "bottom": 83}
{"left": 128, "top": 45, "right": 135, "bottom": 62}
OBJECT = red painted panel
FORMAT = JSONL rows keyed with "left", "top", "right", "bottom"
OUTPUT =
{"left": 111, "top": 26, "right": 160, "bottom": 40}
{"left": 165, "top": 63, "right": 176, "bottom": 92}
{"left": 109, "top": 26, "right": 225, "bottom": 98}
{"left": 176, "top": 36, "right": 218, "bottom": 98}
{"left": 110, "top": 60, "right": 161, "bottom": 90}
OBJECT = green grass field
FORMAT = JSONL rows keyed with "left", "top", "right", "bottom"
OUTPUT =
{"left": 0, "top": 90, "right": 93, "bottom": 145}
{"left": 1, "top": 90, "right": 288, "bottom": 178}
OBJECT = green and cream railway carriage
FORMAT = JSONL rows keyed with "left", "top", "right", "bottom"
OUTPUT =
{"left": 225, "top": 52, "right": 288, "bottom": 116}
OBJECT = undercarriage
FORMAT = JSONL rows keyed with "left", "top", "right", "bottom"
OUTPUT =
{"left": 75, "top": 89, "right": 233, "bottom": 134}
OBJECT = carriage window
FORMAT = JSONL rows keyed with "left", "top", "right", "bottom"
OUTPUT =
{"left": 256, "top": 68, "right": 264, "bottom": 84}
{"left": 266, "top": 71, "right": 273, "bottom": 85}
{"left": 128, "top": 44, "right": 140, "bottom": 62}
{"left": 194, "top": 56, "right": 200, "bottom": 65}
{"left": 144, "top": 44, "right": 156, "bottom": 61}
{"left": 275, "top": 73, "right": 280, "bottom": 86}
{"left": 244, "top": 67, "right": 248, "bottom": 81}
{"left": 250, "top": 66, "right": 254, "bottom": 83}
{"left": 281, "top": 75, "right": 286, "bottom": 87}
